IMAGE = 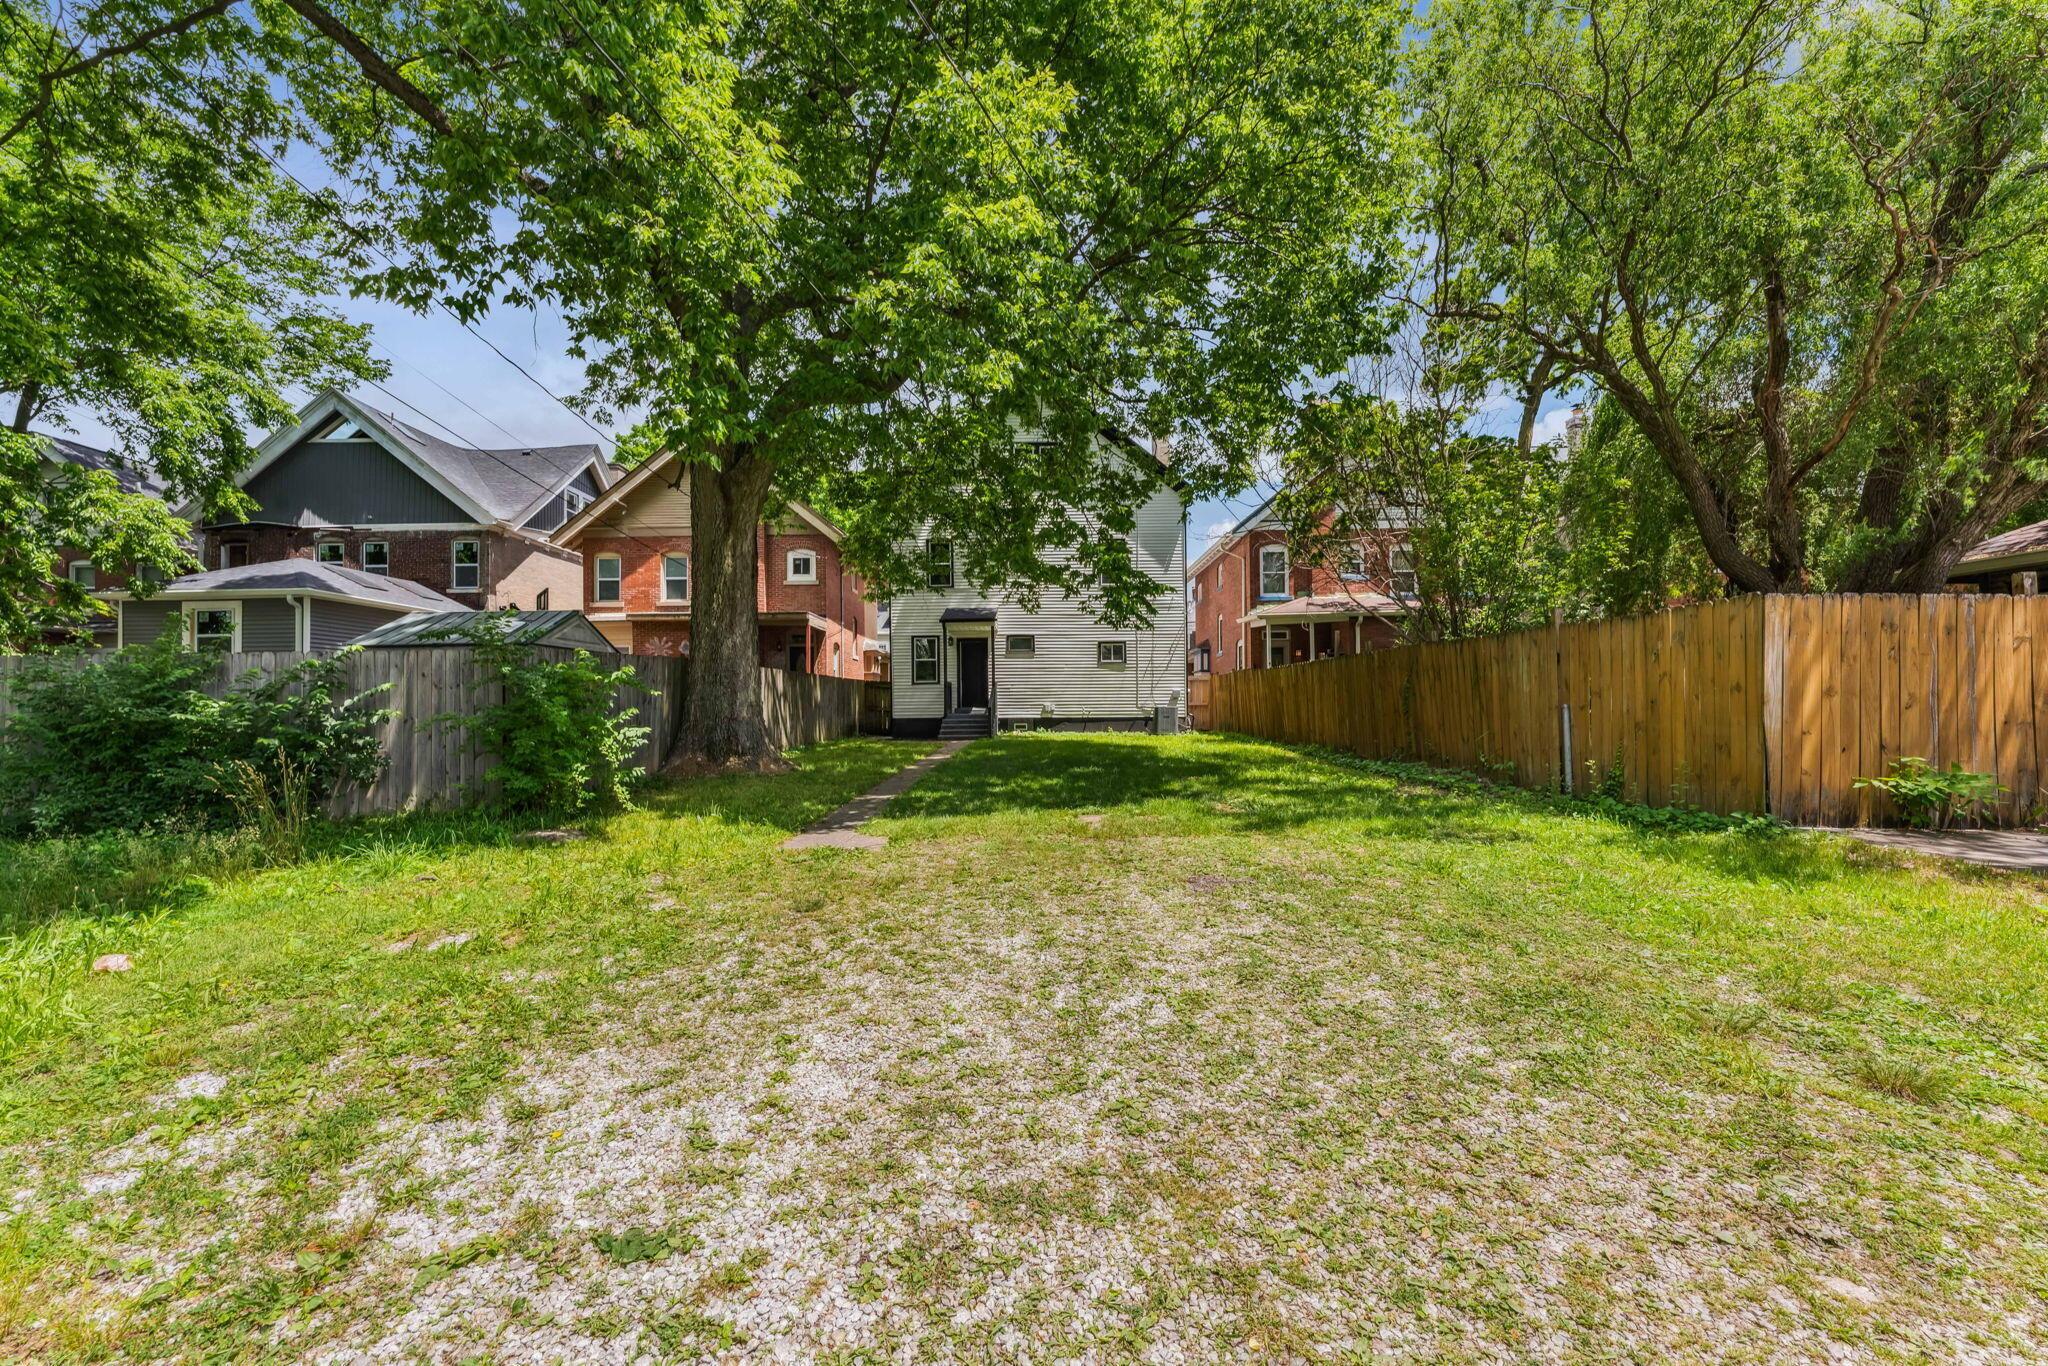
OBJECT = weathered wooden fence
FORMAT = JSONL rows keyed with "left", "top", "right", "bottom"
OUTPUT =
{"left": 1211, "top": 594, "right": 2048, "bottom": 826}
{"left": 2, "top": 648, "right": 875, "bottom": 817}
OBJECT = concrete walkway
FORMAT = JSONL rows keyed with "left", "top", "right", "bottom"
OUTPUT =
{"left": 781, "top": 741, "right": 970, "bottom": 850}
{"left": 1842, "top": 826, "right": 2048, "bottom": 873}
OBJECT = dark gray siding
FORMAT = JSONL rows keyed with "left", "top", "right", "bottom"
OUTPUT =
{"left": 241, "top": 598, "right": 298, "bottom": 651}
{"left": 121, "top": 599, "right": 179, "bottom": 646}
{"left": 521, "top": 465, "right": 601, "bottom": 532}
{"left": 238, "top": 439, "right": 470, "bottom": 526}
{"left": 312, "top": 600, "right": 408, "bottom": 651}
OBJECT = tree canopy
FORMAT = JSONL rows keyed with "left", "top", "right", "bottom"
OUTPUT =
{"left": 244, "top": 0, "right": 1408, "bottom": 756}
{"left": 1, "top": 0, "right": 378, "bottom": 647}
{"left": 1410, "top": 0, "right": 2048, "bottom": 594}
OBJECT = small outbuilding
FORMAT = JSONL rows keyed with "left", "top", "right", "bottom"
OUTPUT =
{"left": 343, "top": 609, "right": 617, "bottom": 652}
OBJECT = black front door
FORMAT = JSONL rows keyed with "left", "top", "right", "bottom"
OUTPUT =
{"left": 956, "top": 637, "right": 990, "bottom": 709}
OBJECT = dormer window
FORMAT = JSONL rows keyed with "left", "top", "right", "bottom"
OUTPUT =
{"left": 315, "top": 541, "right": 345, "bottom": 565}
{"left": 564, "top": 488, "right": 589, "bottom": 517}
{"left": 1258, "top": 544, "right": 1289, "bottom": 599}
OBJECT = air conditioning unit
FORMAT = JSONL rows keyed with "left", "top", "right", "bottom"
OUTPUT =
{"left": 1154, "top": 700, "right": 1181, "bottom": 735}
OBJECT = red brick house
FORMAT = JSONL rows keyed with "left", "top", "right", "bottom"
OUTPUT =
{"left": 1188, "top": 493, "right": 1415, "bottom": 676}
{"left": 551, "top": 454, "right": 876, "bottom": 678}
{"left": 188, "top": 391, "right": 602, "bottom": 611}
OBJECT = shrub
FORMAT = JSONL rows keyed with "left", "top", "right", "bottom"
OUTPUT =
{"left": 1853, "top": 756, "right": 2000, "bottom": 830}
{"left": 450, "top": 614, "right": 653, "bottom": 816}
{"left": 0, "top": 639, "right": 390, "bottom": 837}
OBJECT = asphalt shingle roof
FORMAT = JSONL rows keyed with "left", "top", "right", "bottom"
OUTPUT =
{"left": 1959, "top": 519, "right": 2048, "bottom": 568}
{"left": 363, "top": 407, "right": 603, "bottom": 524}
{"left": 149, "top": 560, "right": 465, "bottom": 613}
{"left": 37, "top": 434, "right": 168, "bottom": 498}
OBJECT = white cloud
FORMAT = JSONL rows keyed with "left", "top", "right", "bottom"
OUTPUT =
{"left": 1529, "top": 405, "right": 1575, "bottom": 450}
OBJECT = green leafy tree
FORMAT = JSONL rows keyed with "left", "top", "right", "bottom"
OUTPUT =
{"left": 249, "top": 0, "right": 1406, "bottom": 762}
{"left": 1, "top": 0, "right": 380, "bottom": 647}
{"left": 1411, "top": 0, "right": 2048, "bottom": 593}
{"left": 1276, "top": 344, "right": 1575, "bottom": 641}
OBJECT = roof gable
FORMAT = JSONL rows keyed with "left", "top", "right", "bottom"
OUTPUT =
{"left": 224, "top": 391, "right": 606, "bottom": 528}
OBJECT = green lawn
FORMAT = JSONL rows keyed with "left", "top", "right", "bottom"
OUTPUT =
{"left": 5, "top": 732, "right": 2048, "bottom": 1360}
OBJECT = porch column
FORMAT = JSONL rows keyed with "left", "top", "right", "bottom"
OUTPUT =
{"left": 805, "top": 626, "right": 815, "bottom": 673}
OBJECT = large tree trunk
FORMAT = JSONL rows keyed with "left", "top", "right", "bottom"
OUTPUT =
{"left": 676, "top": 454, "right": 778, "bottom": 767}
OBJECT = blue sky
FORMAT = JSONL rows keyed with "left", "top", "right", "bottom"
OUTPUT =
{"left": 57, "top": 286, "right": 1582, "bottom": 569}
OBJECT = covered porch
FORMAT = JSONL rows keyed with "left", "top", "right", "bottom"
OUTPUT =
{"left": 1241, "top": 593, "right": 1405, "bottom": 669}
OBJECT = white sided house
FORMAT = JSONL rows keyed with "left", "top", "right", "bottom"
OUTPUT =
{"left": 890, "top": 436, "right": 1189, "bottom": 740}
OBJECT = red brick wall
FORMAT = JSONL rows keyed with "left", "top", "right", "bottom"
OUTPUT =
{"left": 585, "top": 531, "right": 868, "bottom": 678}
{"left": 1189, "top": 517, "right": 1410, "bottom": 676}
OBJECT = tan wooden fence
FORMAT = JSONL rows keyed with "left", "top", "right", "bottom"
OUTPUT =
{"left": 1210, "top": 594, "right": 2048, "bottom": 826}
{"left": 1, "top": 648, "right": 875, "bottom": 817}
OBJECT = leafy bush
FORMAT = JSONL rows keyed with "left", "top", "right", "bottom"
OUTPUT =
{"left": 451, "top": 615, "right": 653, "bottom": 816}
{"left": 1853, "top": 757, "right": 2000, "bottom": 830}
{"left": 0, "top": 639, "right": 390, "bottom": 837}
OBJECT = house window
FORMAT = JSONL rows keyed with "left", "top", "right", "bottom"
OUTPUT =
{"left": 1340, "top": 545, "right": 1367, "bottom": 580}
{"left": 832, "top": 642, "right": 842, "bottom": 674}
{"left": 1195, "top": 644, "right": 1212, "bottom": 674}
{"left": 911, "top": 635, "right": 939, "bottom": 684}
{"left": 189, "top": 604, "right": 238, "bottom": 652}
{"left": 593, "top": 553, "right": 622, "bottom": 603}
{"left": 787, "top": 630, "right": 808, "bottom": 671}
{"left": 926, "top": 539, "right": 953, "bottom": 589}
{"left": 66, "top": 561, "right": 95, "bottom": 590}
{"left": 1391, "top": 543, "right": 1417, "bottom": 595}
{"left": 785, "top": 549, "right": 818, "bottom": 584}
{"left": 1236, "top": 639, "right": 1245, "bottom": 670}
{"left": 1192, "top": 580, "right": 1202, "bottom": 604}
{"left": 451, "top": 538, "right": 481, "bottom": 592}
{"left": 1006, "top": 634, "right": 1036, "bottom": 656}
{"left": 220, "top": 542, "right": 249, "bottom": 570}
{"left": 1266, "top": 627, "right": 1290, "bottom": 668}
{"left": 662, "top": 553, "right": 689, "bottom": 601}
{"left": 1258, "top": 545, "right": 1288, "bottom": 599}
{"left": 535, "top": 587, "right": 550, "bottom": 611}
{"left": 315, "top": 540, "right": 345, "bottom": 565}
{"left": 1098, "top": 640, "right": 1127, "bottom": 667}
{"left": 564, "top": 488, "right": 589, "bottom": 517}
{"left": 361, "top": 541, "right": 389, "bottom": 575}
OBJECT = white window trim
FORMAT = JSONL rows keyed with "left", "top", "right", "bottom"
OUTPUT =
{"left": 1340, "top": 544, "right": 1369, "bottom": 580}
{"left": 451, "top": 538, "right": 482, "bottom": 592}
{"left": 785, "top": 548, "right": 818, "bottom": 585}
{"left": 1258, "top": 544, "right": 1289, "bottom": 600}
{"left": 911, "top": 634, "right": 940, "bottom": 684}
{"left": 361, "top": 540, "right": 390, "bottom": 576}
{"left": 593, "top": 552, "right": 623, "bottom": 604}
{"left": 219, "top": 543, "right": 249, "bottom": 570}
{"left": 1006, "top": 634, "right": 1036, "bottom": 656}
{"left": 564, "top": 488, "right": 589, "bottom": 516}
{"left": 1097, "top": 640, "right": 1127, "bottom": 667}
{"left": 315, "top": 540, "right": 346, "bottom": 565}
{"left": 186, "top": 600, "right": 241, "bottom": 652}
{"left": 66, "top": 560, "right": 96, "bottom": 589}
{"left": 661, "top": 553, "right": 689, "bottom": 602}
{"left": 1391, "top": 541, "right": 1418, "bottom": 596}
{"left": 926, "top": 539, "right": 954, "bottom": 589}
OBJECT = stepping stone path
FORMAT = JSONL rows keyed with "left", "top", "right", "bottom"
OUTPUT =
{"left": 781, "top": 741, "right": 970, "bottom": 851}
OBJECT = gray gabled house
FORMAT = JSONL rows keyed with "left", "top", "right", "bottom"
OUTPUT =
{"left": 186, "top": 391, "right": 608, "bottom": 612}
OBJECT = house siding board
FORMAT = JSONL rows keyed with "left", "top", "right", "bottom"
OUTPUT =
{"left": 121, "top": 598, "right": 179, "bottom": 646}
{"left": 237, "top": 438, "right": 469, "bottom": 526}
{"left": 312, "top": 600, "right": 407, "bottom": 651}
{"left": 520, "top": 466, "right": 602, "bottom": 533}
{"left": 241, "top": 597, "right": 299, "bottom": 651}
{"left": 891, "top": 443, "right": 1187, "bottom": 724}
